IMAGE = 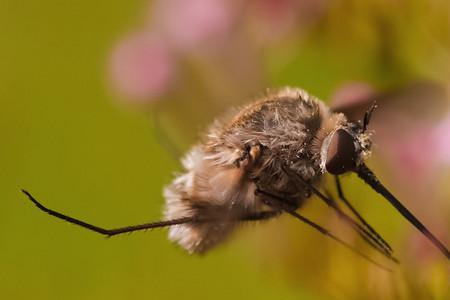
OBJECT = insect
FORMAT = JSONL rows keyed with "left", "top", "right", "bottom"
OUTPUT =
{"left": 22, "top": 87, "right": 450, "bottom": 268}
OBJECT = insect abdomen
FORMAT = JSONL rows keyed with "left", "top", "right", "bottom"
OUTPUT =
{"left": 163, "top": 146, "right": 257, "bottom": 253}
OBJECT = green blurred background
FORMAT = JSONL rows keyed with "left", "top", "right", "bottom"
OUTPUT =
{"left": 1, "top": 0, "right": 449, "bottom": 299}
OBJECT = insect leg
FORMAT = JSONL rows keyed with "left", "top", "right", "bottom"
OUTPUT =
{"left": 21, "top": 189, "right": 195, "bottom": 236}
{"left": 254, "top": 188, "right": 392, "bottom": 272}
{"left": 22, "top": 190, "right": 280, "bottom": 237}
{"left": 241, "top": 210, "right": 282, "bottom": 221}
{"left": 335, "top": 175, "right": 393, "bottom": 253}
{"left": 282, "top": 167, "right": 398, "bottom": 263}
{"left": 107, "top": 210, "right": 281, "bottom": 236}
{"left": 322, "top": 188, "right": 398, "bottom": 263}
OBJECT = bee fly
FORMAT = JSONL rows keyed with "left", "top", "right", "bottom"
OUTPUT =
{"left": 22, "top": 87, "right": 450, "bottom": 269}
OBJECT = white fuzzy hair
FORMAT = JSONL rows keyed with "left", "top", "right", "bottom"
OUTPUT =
{"left": 163, "top": 87, "right": 358, "bottom": 253}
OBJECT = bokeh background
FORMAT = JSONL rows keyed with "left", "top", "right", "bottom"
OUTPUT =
{"left": 1, "top": 0, "right": 450, "bottom": 299}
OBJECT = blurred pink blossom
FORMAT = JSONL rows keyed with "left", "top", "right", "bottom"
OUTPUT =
{"left": 109, "top": 33, "right": 176, "bottom": 102}
{"left": 433, "top": 113, "right": 450, "bottom": 165}
{"left": 400, "top": 116, "right": 450, "bottom": 263}
{"left": 381, "top": 113, "right": 450, "bottom": 188}
{"left": 331, "top": 81, "right": 450, "bottom": 187}
{"left": 153, "top": 0, "right": 236, "bottom": 51}
{"left": 407, "top": 223, "right": 448, "bottom": 263}
{"left": 332, "top": 82, "right": 450, "bottom": 265}
{"left": 247, "top": 0, "right": 327, "bottom": 40}
{"left": 330, "top": 81, "right": 375, "bottom": 107}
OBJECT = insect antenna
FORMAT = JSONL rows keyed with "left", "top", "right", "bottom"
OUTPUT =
{"left": 255, "top": 188, "right": 393, "bottom": 272}
{"left": 356, "top": 164, "right": 450, "bottom": 260}
{"left": 362, "top": 101, "right": 377, "bottom": 132}
{"left": 21, "top": 190, "right": 280, "bottom": 236}
{"left": 282, "top": 167, "right": 398, "bottom": 263}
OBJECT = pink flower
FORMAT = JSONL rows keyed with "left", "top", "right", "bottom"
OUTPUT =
{"left": 407, "top": 224, "right": 448, "bottom": 263}
{"left": 331, "top": 81, "right": 450, "bottom": 265}
{"left": 330, "top": 81, "right": 375, "bottom": 107}
{"left": 153, "top": 0, "right": 236, "bottom": 51}
{"left": 388, "top": 109, "right": 450, "bottom": 187}
{"left": 247, "top": 0, "right": 327, "bottom": 41}
{"left": 331, "top": 81, "right": 450, "bottom": 187}
{"left": 433, "top": 113, "right": 450, "bottom": 165}
{"left": 109, "top": 33, "right": 176, "bottom": 102}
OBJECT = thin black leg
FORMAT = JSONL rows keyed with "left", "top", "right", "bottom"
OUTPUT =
{"left": 241, "top": 210, "right": 282, "bottom": 221}
{"left": 281, "top": 167, "right": 398, "bottom": 263}
{"left": 255, "top": 188, "right": 392, "bottom": 272}
{"left": 335, "top": 176, "right": 393, "bottom": 252}
{"left": 322, "top": 188, "right": 398, "bottom": 263}
{"left": 22, "top": 190, "right": 280, "bottom": 237}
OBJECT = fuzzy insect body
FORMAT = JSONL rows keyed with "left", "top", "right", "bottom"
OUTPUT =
{"left": 164, "top": 88, "right": 371, "bottom": 253}
{"left": 23, "top": 86, "right": 450, "bottom": 266}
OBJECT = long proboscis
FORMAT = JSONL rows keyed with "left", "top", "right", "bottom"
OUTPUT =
{"left": 356, "top": 164, "right": 450, "bottom": 260}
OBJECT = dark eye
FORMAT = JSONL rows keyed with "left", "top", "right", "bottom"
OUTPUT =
{"left": 325, "top": 129, "right": 357, "bottom": 175}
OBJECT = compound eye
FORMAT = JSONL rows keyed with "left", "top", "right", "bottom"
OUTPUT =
{"left": 325, "top": 129, "right": 357, "bottom": 175}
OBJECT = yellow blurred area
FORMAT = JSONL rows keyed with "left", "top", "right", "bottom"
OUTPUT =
{"left": 0, "top": 1, "right": 316, "bottom": 299}
{"left": 1, "top": 0, "right": 449, "bottom": 299}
